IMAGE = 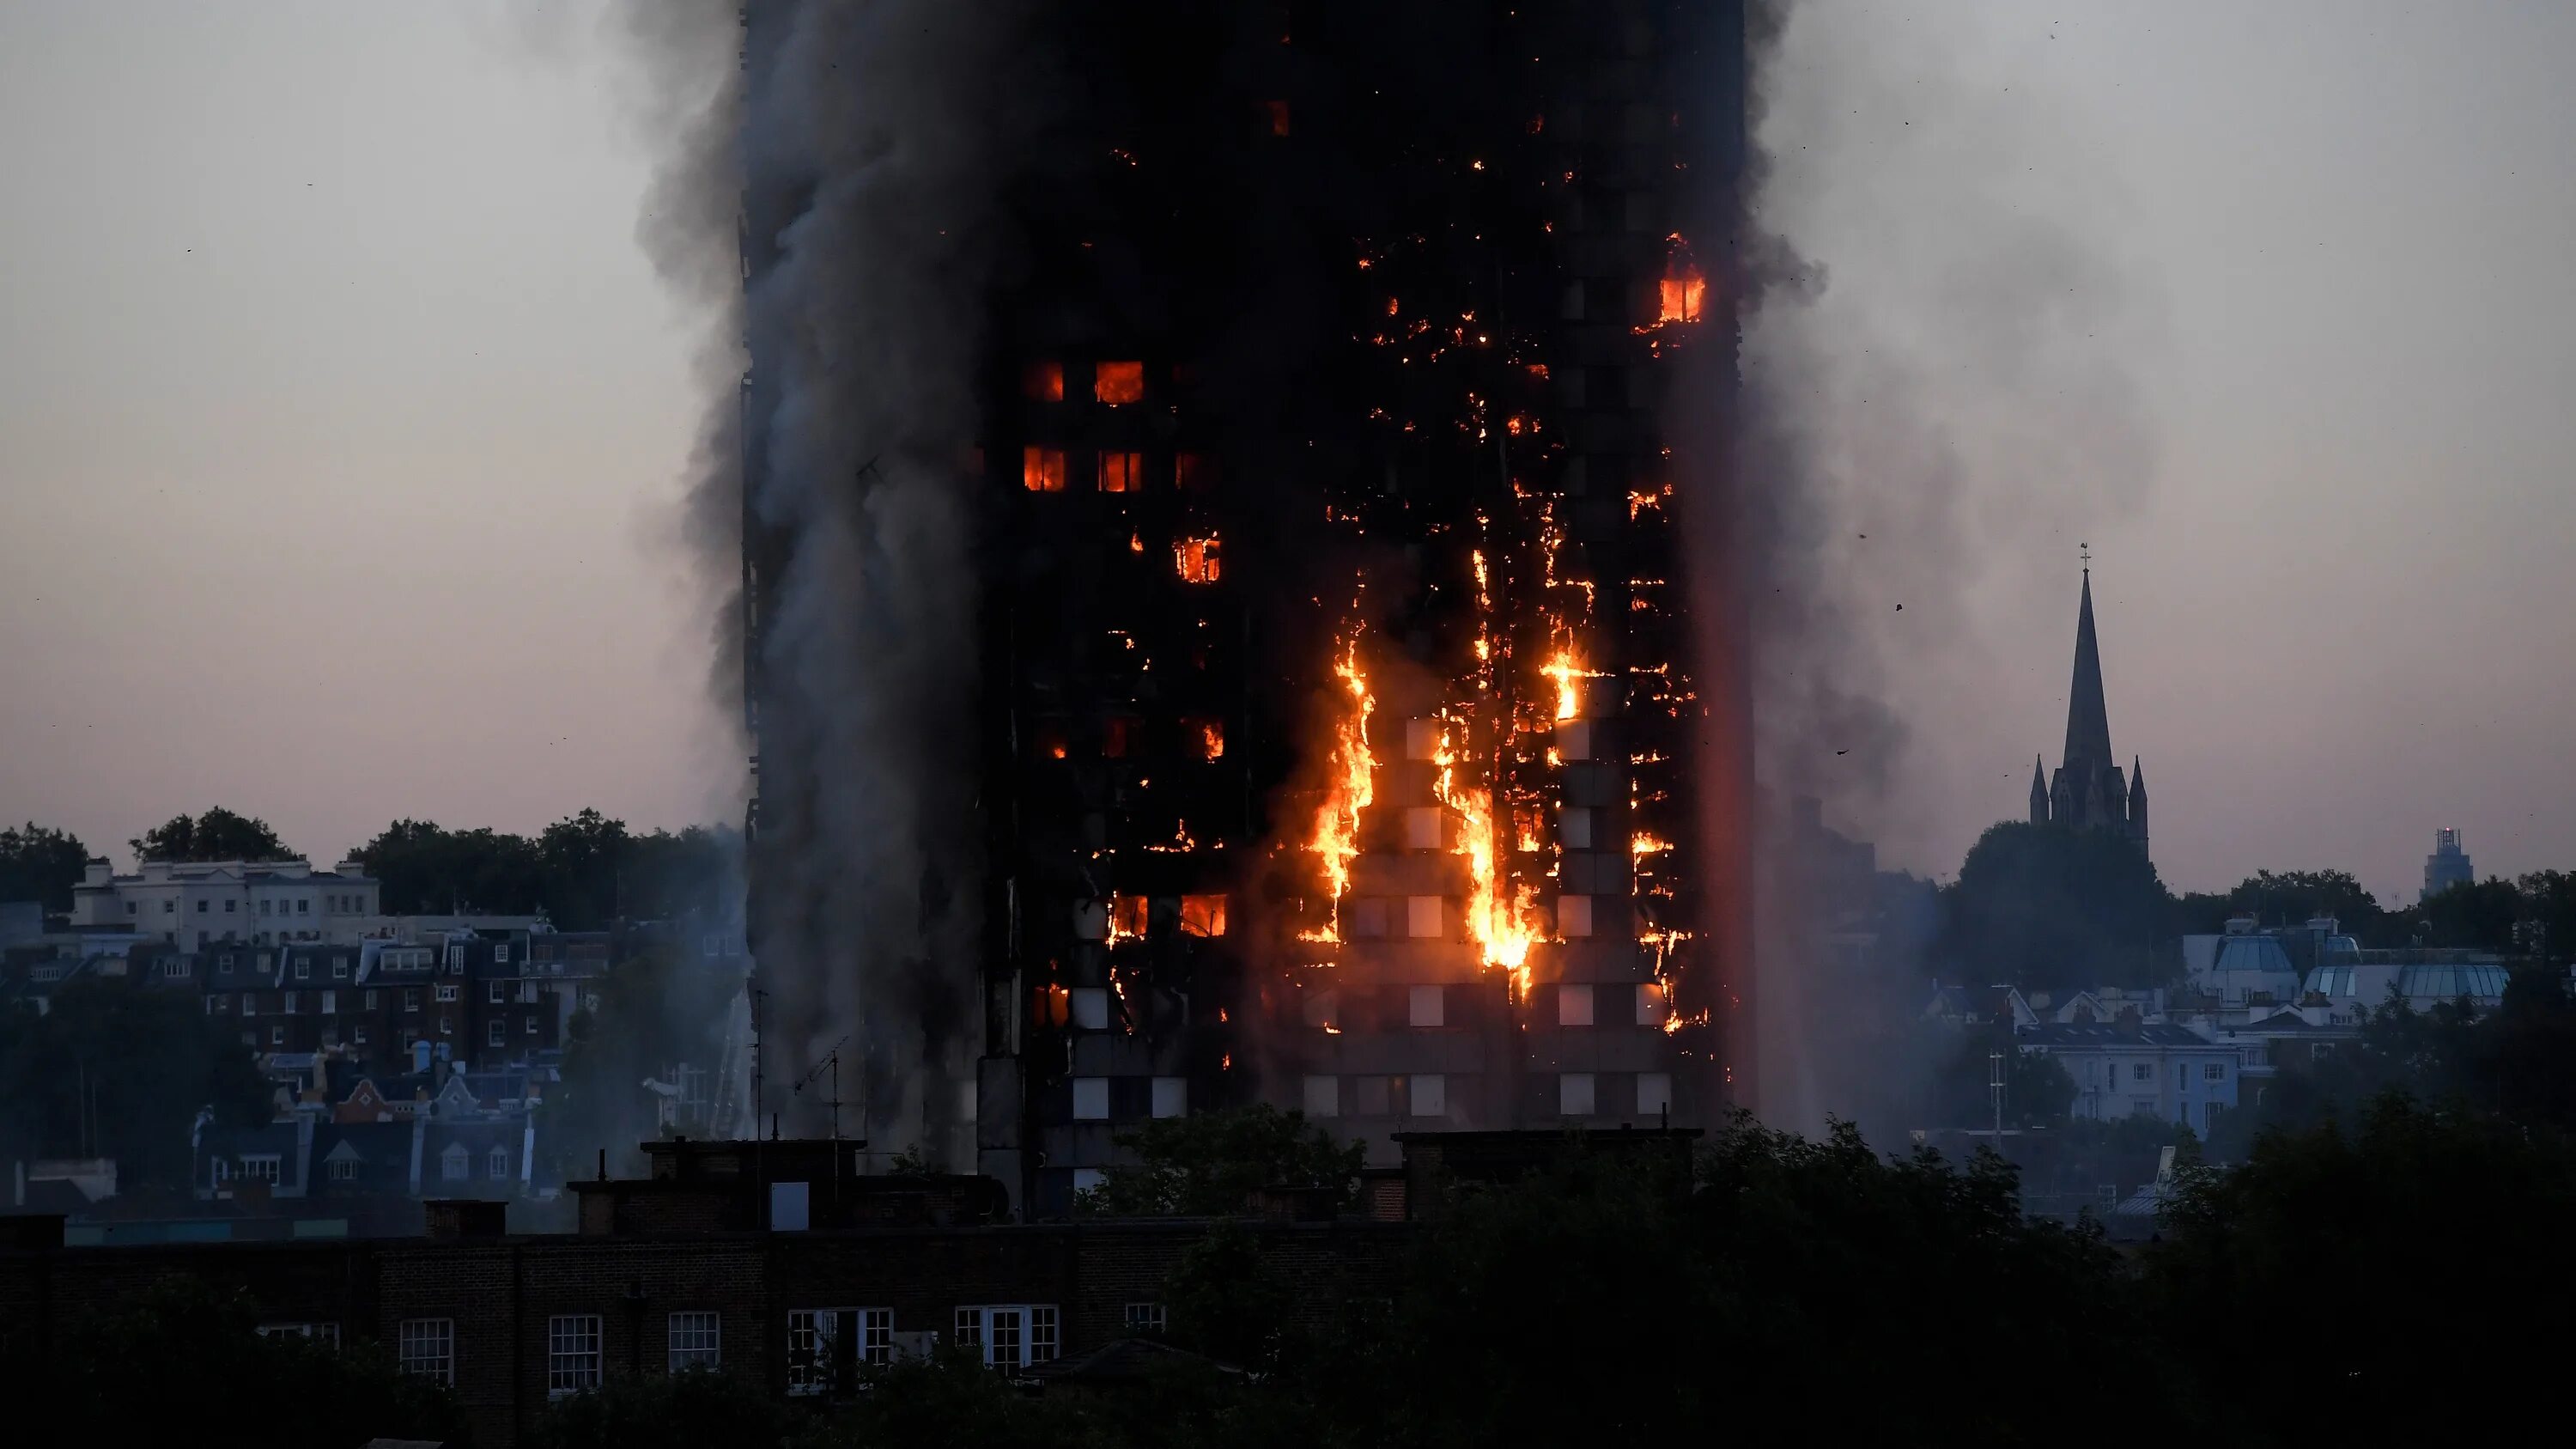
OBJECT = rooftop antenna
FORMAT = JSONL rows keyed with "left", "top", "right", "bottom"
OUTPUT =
{"left": 790, "top": 1033, "right": 852, "bottom": 1141}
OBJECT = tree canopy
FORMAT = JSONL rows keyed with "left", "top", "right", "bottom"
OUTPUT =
{"left": 1938, "top": 820, "right": 2174, "bottom": 990}
{"left": 1077, "top": 1104, "right": 1364, "bottom": 1217}
{"left": 128, "top": 807, "right": 293, "bottom": 864}
{"left": 350, "top": 813, "right": 738, "bottom": 929}
{"left": 0, "top": 820, "right": 90, "bottom": 911}
{"left": 0, "top": 975, "right": 271, "bottom": 1190}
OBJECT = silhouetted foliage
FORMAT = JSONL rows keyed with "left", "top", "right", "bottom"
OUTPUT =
{"left": 0, "top": 820, "right": 90, "bottom": 912}
{"left": 0, "top": 975, "right": 270, "bottom": 1190}
{"left": 1077, "top": 1104, "right": 1364, "bottom": 1216}
{"left": 0, "top": 1277, "right": 465, "bottom": 1447}
{"left": 545, "top": 941, "right": 744, "bottom": 1178}
{"left": 531, "top": 1365, "right": 783, "bottom": 1449}
{"left": 351, "top": 813, "right": 737, "bottom": 928}
{"left": 129, "top": 806, "right": 292, "bottom": 864}
{"left": 2150, "top": 1095, "right": 2576, "bottom": 1445}
{"left": 1939, "top": 820, "right": 2175, "bottom": 990}
{"left": 1924, "top": 1023, "right": 2078, "bottom": 1129}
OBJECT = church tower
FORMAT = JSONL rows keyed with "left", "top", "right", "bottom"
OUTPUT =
{"left": 2036, "top": 562, "right": 2148, "bottom": 856}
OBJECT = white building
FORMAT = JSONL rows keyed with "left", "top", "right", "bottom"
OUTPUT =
{"left": 71, "top": 858, "right": 381, "bottom": 952}
{"left": 2019, "top": 1021, "right": 2241, "bottom": 1138}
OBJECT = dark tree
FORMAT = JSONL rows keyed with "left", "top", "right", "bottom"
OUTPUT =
{"left": 1078, "top": 1104, "right": 1364, "bottom": 1216}
{"left": 0, "top": 820, "right": 91, "bottom": 911}
{"left": 545, "top": 942, "right": 744, "bottom": 1178}
{"left": 2417, "top": 875, "right": 2524, "bottom": 953}
{"left": 1923, "top": 1024, "right": 2078, "bottom": 1129}
{"left": 2151, "top": 1095, "right": 2576, "bottom": 1445}
{"left": 0, "top": 976, "right": 270, "bottom": 1190}
{"left": 129, "top": 807, "right": 293, "bottom": 864}
{"left": 1938, "top": 820, "right": 2175, "bottom": 991}
{"left": 2213, "top": 867, "right": 2394, "bottom": 941}
{"left": 2517, "top": 868, "right": 2576, "bottom": 963}
{"left": 530, "top": 1366, "right": 783, "bottom": 1449}
{"left": 352, "top": 819, "right": 545, "bottom": 916}
{"left": 539, "top": 808, "right": 633, "bottom": 930}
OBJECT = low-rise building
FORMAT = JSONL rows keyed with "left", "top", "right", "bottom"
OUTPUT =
{"left": 2018, "top": 1021, "right": 2241, "bottom": 1137}
{"left": 70, "top": 857, "right": 382, "bottom": 952}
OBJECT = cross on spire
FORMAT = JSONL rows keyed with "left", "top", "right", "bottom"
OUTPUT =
{"left": 2079, "top": 539, "right": 2091, "bottom": 574}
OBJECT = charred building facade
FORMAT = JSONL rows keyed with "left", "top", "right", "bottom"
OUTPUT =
{"left": 740, "top": 3, "right": 1750, "bottom": 1215}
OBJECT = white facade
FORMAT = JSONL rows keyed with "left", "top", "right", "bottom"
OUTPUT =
{"left": 2021, "top": 1023, "right": 2241, "bottom": 1137}
{"left": 72, "top": 858, "right": 380, "bottom": 952}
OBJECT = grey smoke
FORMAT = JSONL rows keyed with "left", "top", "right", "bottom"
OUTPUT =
{"left": 622, "top": 0, "right": 1045, "bottom": 1164}
{"left": 1720, "top": 2, "right": 2163, "bottom": 1134}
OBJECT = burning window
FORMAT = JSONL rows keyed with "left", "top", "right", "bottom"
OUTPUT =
{"left": 1033, "top": 720, "right": 1069, "bottom": 760}
{"left": 1109, "top": 893, "right": 1150, "bottom": 942}
{"left": 1094, "top": 361, "right": 1145, "bottom": 405}
{"left": 1102, "top": 715, "right": 1139, "bottom": 758}
{"left": 1174, "top": 535, "right": 1220, "bottom": 584}
{"left": 1098, "top": 450, "right": 1143, "bottom": 492}
{"left": 1179, "top": 895, "right": 1228, "bottom": 938}
{"left": 1024, "top": 362, "right": 1064, "bottom": 402}
{"left": 1022, "top": 447, "right": 1067, "bottom": 492}
{"left": 1658, "top": 240, "right": 1707, "bottom": 324}
{"left": 1261, "top": 100, "right": 1291, "bottom": 137}
{"left": 1185, "top": 716, "right": 1224, "bottom": 759}
{"left": 1032, "top": 983, "right": 1070, "bottom": 1028}
{"left": 1175, "top": 452, "right": 1212, "bottom": 492}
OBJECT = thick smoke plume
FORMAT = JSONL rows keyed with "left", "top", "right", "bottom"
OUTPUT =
{"left": 1720, "top": 2, "right": 2163, "bottom": 1135}
{"left": 624, "top": 1, "right": 1043, "bottom": 1164}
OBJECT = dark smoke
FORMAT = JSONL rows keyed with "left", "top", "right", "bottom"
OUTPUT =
{"left": 623, "top": 1, "right": 1049, "bottom": 1164}
{"left": 1716, "top": 1, "right": 2163, "bottom": 1134}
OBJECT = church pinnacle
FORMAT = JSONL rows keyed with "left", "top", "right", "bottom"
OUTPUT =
{"left": 2032, "top": 554, "right": 2148, "bottom": 857}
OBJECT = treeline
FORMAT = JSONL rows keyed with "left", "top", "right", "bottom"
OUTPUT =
{"left": 0, "top": 807, "right": 737, "bottom": 932}
{"left": 33, "top": 1102, "right": 2566, "bottom": 1447}
{"left": 1935, "top": 820, "right": 2576, "bottom": 991}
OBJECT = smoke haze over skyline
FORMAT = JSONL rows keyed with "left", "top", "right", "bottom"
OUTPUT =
{"left": 3, "top": 0, "right": 2573, "bottom": 909}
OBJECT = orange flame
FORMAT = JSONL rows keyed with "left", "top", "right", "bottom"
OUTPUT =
{"left": 1175, "top": 535, "right": 1220, "bottom": 583}
{"left": 1301, "top": 631, "right": 1376, "bottom": 942}
{"left": 1540, "top": 642, "right": 1585, "bottom": 721}
{"left": 1431, "top": 718, "right": 1540, "bottom": 995}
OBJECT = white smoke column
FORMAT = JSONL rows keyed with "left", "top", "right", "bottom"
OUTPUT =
{"left": 627, "top": 0, "right": 1045, "bottom": 1164}
{"left": 1725, "top": 1, "right": 2165, "bottom": 1133}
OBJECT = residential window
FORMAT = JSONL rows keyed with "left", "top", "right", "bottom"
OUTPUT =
{"left": 1123, "top": 1302, "right": 1167, "bottom": 1335}
{"left": 210, "top": 1158, "right": 234, "bottom": 1187}
{"left": 219, "top": 953, "right": 234, "bottom": 975}
{"left": 1558, "top": 1072, "right": 1596, "bottom": 1117}
{"left": 1558, "top": 983, "right": 1595, "bottom": 1027}
{"left": 489, "top": 1148, "right": 511, "bottom": 1180}
{"left": 258, "top": 1322, "right": 339, "bottom": 1347}
{"left": 1151, "top": 1076, "right": 1186, "bottom": 1118}
{"left": 1412, "top": 1073, "right": 1448, "bottom": 1117}
{"left": 164, "top": 900, "right": 174, "bottom": 914}
{"left": 297, "top": 899, "right": 309, "bottom": 914}
{"left": 2131, "top": 1062, "right": 2152, "bottom": 1082}
{"left": 295, "top": 959, "right": 309, "bottom": 980}
{"left": 2204, "top": 1062, "right": 2226, "bottom": 1081}
{"left": 953, "top": 1306, "right": 1057, "bottom": 1367}
{"left": 161, "top": 958, "right": 190, "bottom": 980}
{"left": 365, "top": 989, "right": 379, "bottom": 1009}
{"left": 125, "top": 900, "right": 137, "bottom": 916}
{"left": 1302, "top": 1075, "right": 1340, "bottom": 1118}
{"left": 1071, "top": 1077, "right": 1109, "bottom": 1121}
{"left": 668, "top": 1311, "right": 721, "bottom": 1372}
{"left": 488, "top": 982, "right": 506, "bottom": 1004}
{"left": 438, "top": 1014, "right": 452, "bottom": 1036}
{"left": 223, "top": 899, "right": 236, "bottom": 914}
{"left": 405, "top": 990, "right": 421, "bottom": 1013}
{"left": 489, "top": 1021, "right": 506, "bottom": 1048}
{"left": 525, "top": 1014, "right": 539, "bottom": 1036}
{"left": 440, "top": 1145, "right": 469, "bottom": 1182}
{"left": 240, "top": 1154, "right": 282, "bottom": 1184}
{"left": 269, "top": 1026, "right": 284, "bottom": 1046}
{"left": 788, "top": 1308, "right": 892, "bottom": 1393}
{"left": 283, "top": 991, "right": 297, "bottom": 1014}
{"left": 197, "top": 899, "right": 208, "bottom": 914}
{"left": 1638, "top": 1072, "right": 1675, "bottom": 1117}
{"left": 354, "top": 1026, "right": 370, "bottom": 1046}
{"left": 494, "top": 945, "right": 511, "bottom": 965}
{"left": 1409, "top": 984, "right": 1445, "bottom": 1027}
{"left": 1098, "top": 449, "right": 1143, "bottom": 492}
{"left": 1022, "top": 446, "right": 1067, "bottom": 492}
{"left": 330, "top": 1157, "right": 356, "bottom": 1182}
{"left": 204, "top": 996, "right": 220, "bottom": 1015}
{"left": 320, "top": 990, "right": 335, "bottom": 1015}
{"left": 241, "top": 995, "right": 258, "bottom": 1016}
{"left": 260, "top": 900, "right": 272, "bottom": 916}
{"left": 435, "top": 983, "right": 459, "bottom": 1002}
{"left": 1406, "top": 895, "right": 1443, "bottom": 938}
{"left": 398, "top": 1319, "right": 453, "bottom": 1384}
{"left": 1094, "top": 360, "right": 1145, "bottom": 405}
{"left": 333, "top": 959, "right": 349, "bottom": 979}
{"left": 548, "top": 1315, "right": 603, "bottom": 1397}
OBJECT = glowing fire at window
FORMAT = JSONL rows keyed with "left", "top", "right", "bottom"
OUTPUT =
{"left": 1099, "top": 450, "right": 1143, "bottom": 492}
{"left": 1301, "top": 632, "right": 1376, "bottom": 943}
{"left": 1025, "top": 362, "right": 1064, "bottom": 402}
{"left": 1179, "top": 894, "right": 1228, "bottom": 938}
{"left": 1658, "top": 238, "right": 1706, "bottom": 325}
{"left": 1022, "top": 447, "right": 1067, "bottom": 492}
{"left": 1261, "top": 100, "right": 1291, "bottom": 137}
{"left": 1108, "top": 893, "right": 1149, "bottom": 945}
{"left": 1186, "top": 716, "right": 1225, "bottom": 760}
{"left": 1102, "top": 715, "right": 1139, "bottom": 758}
{"left": 1540, "top": 644, "right": 1587, "bottom": 721}
{"left": 1032, "top": 983, "right": 1070, "bottom": 1028}
{"left": 1431, "top": 718, "right": 1542, "bottom": 995}
{"left": 1094, "top": 361, "right": 1145, "bottom": 405}
{"left": 1174, "top": 535, "right": 1220, "bottom": 584}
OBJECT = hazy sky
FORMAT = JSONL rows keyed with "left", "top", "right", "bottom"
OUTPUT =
{"left": 1, "top": 2, "right": 2570, "bottom": 905}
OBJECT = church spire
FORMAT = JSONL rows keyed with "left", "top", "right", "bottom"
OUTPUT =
{"left": 2029, "top": 756, "right": 2049, "bottom": 825}
{"left": 2063, "top": 564, "right": 2114, "bottom": 776}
